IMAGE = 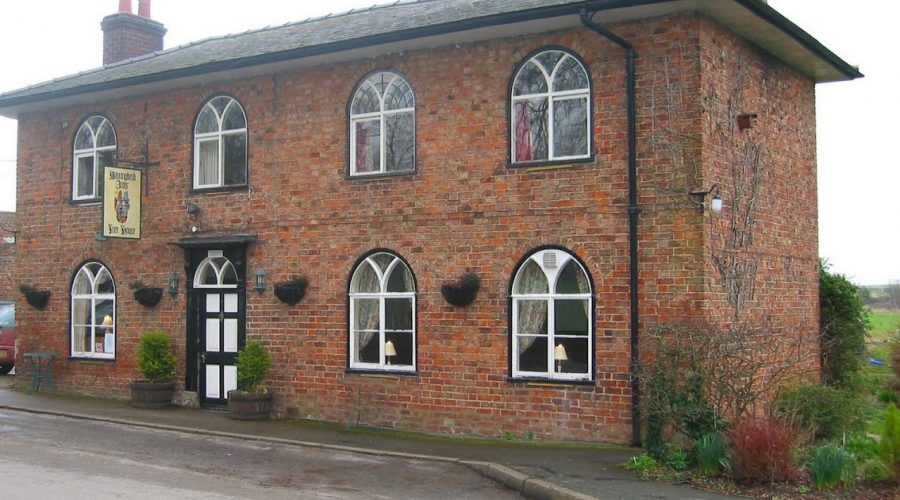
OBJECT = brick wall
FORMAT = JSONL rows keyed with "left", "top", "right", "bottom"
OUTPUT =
{"left": 0, "top": 211, "right": 14, "bottom": 300}
{"left": 12, "top": 13, "right": 819, "bottom": 442}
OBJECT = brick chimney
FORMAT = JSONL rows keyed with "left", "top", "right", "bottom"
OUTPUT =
{"left": 101, "top": 0, "right": 166, "bottom": 66}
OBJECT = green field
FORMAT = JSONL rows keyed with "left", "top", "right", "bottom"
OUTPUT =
{"left": 868, "top": 309, "right": 900, "bottom": 343}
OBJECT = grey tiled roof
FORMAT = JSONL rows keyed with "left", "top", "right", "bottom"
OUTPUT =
{"left": 0, "top": 0, "right": 590, "bottom": 105}
{"left": 0, "top": 0, "right": 861, "bottom": 109}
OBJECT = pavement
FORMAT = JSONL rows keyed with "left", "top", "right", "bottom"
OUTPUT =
{"left": 0, "top": 375, "right": 733, "bottom": 499}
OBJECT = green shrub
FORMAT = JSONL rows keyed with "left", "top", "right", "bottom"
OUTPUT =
{"left": 878, "top": 390, "right": 898, "bottom": 404}
{"left": 808, "top": 444, "right": 857, "bottom": 489}
{"left": 624, "top": 454, "right": 658, "bottom": 472}
{"left": 663, "top": 444, "right": 689, "bottom": 471}
{"left": 236, "top": 340, "right": 271, "bottom": 393}
{"left": 771, "top": 384, "right": 865, "bottom": 440}
{"left": 694, "top": 433, "right": 729, "bottom": 475}
{"left": 879, "top": 403, "right": 900, "bottom": 477}
{"left": 861, "top": 458, "right": 890, "bottom": 482}
{"left": 844, "top": 433, "right": 879, "bottom": 460}
{"left": 137, "top": 330, "right": 176, "bottom": 383}
{"left": 819, "top": 261, "right": 869, "bottom": 387}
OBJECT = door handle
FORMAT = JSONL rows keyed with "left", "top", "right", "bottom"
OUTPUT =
{"left": 200, "top": 352, "right": 206, "bottom": 364}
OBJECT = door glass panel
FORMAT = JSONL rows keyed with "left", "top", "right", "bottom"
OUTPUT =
{"left": 224, "top": 365, "right": 237, "bottom": 395}
{"left": 206, "top": 318, "right": 220, "bottom": 352}
{"left": 223, "top": 319, "right": 238, "bottom": 352}
{"left": 224, "top": 294, "right": 238, "bottom": 313}
{"left": 205, "top": 365, "right": 220, "bottom": 398}
{"left": 206, "top": 294, "right": 220, "bottom": 313}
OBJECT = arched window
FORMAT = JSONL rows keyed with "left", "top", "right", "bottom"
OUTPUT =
{"left": 511, "top": 49, "right": 591, "bottom": 164}
{"left": 349, "top": 71, "right": 415, "bottom": 175}
{"left": 194, "top": 96, "right": 248, "bottom": 189}
{"left": 73, "top": 116, "right": 116, "bottom": 200}
{"left": 193, "top": 255, "right": 239, "bottom": 288}
{"left": 511, "top": 248, "right": 592, "bottom": 380}
{"left": 348, "top": 251, "right": 416, "bottom": 371}
{"left": 71, "top": 262, "right": 116, "bottom": 359}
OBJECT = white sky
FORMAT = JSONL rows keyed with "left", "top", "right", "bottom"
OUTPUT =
{"left": 0, "top": 1, "right": 895, "bottom": 285}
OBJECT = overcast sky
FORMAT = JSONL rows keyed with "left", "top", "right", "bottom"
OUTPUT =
{"left": 0, "top": 1, "right": 895, "bottom": 285}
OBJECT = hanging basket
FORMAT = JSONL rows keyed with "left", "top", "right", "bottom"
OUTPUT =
{"left": 20, "top": 285, "right": 50, "bottom": 310}
{"left": 440, "top": 273, "right": 480, "bottom": 307}
{"left": 274, "top": 278, "right": 309, "bottom": 305}
{"left": 133, "top": 287, "right": 163, "bottom": 307}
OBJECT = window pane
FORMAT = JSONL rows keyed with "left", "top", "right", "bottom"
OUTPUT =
{"left": 385, "top": 331, "right": 413, "bottom": 366}
{"left": 96, "top": 120, "right": 116, "bottom": 147}
{"left": 96, "top": 268, "right": 114, "bottom": 294}
{"left": 517, "top": 300, "right": 548, "bottom": 335}
{"left": 222, "top": 103, "right": 246, "bottom": 130}
{"left": 98, "top": 150, "right": 115, "bottom": 169}
{"left": 515, "top": 260, "right": 548, "bottom": 294}
{"left": 351, "top": 85, "right": 380, "bottom": 115}
{"left": 353, "top": 298, "right": 379, "bottom": 364}
{"left": 518, "top": 336, "right": 547, "bottom": 373}
{"left": 351, "top": 262, "right": 379, "bottom": 293}
{"left": 94, "top": 300, "right": 114, "bottom": 327}
{"left": 386, "top": 264, "right": 413, "bottom": 293}
{"left": 75, "top": 124, "right": 94, "bottom": 150}
{"left": 553, "top": 56, "right": 589, "bottom": 92}
{"left": 220, "top": 262, "right": 238, "bottom": 285}
{"left": 553, "top": 98, "right": 588, "bottom": 158}
{"left": 354, "top": 298, "right": 379, "bottom": 332}
{"left": 223, "top": 133, "right": 247, "bottom": 185}
{"left": 556, "top": 260, "right": 589, "bottom": 294}
{"left": 73, "top": 324, "right": 92, "bottom": 353}
{"left": 210, "top": 96, "right": 229, "bottom": 115}
{"left": 196, "top": 106, "right": 218, "bottom": 134}
{"left": 354, "top": 120, "right": 380, "bottom": 173}
{"left": 513, "top": 98, "right": 548, "bottom": 162}
{"left": 536, "top": 51, "right": 564, "bottom": 73}
{"left": 385, "top": 298, "right": 412, "bottom": 331}
{"left": 513, "top": 61, "right": 547, "bottom": 96}
{"left": 76, "top": 156, "right": 95, "bottom": 197}
{"left": 198, "top": 139, "right": 219, "bottom": 185}
{"left": 72, "top": 298, "right": 91, "bottom": 325}
{"left": 555, "top": 337, "right": 589, "bottom": 375}
{"left": 371, "top": 253, "right": 393, "bottom": 273}
{"left": 199, "top": 263, "right": 218, "bottom": 286}
{"left": 385, "top": 112, "right": 414, "bottom": 172}
{"left": 554, "top": 300, "right": 589, "bottom": 336}
{"left": 384, "top": 78, "right": 414, "bottom": 111}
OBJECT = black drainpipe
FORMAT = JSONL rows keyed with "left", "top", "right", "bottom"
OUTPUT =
{"left": 579, "top": 8, "right": 642, "bottom": 447}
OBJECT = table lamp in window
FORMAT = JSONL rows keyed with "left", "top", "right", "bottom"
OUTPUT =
{"left": 384, "top": 340, "right": 397, "bottom": 365}
{"left": 555, "top": 343, "right": 568, "bottom": 373}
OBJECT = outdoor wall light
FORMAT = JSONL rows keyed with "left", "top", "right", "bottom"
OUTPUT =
{"left": 168, "top": 272, "right": 179, "bottom": 296}
{"left": 254, "top": 268, "right": 267, "bottom": 293}
{"left": 689, "top": 184, "right": 723, "bottom": 214}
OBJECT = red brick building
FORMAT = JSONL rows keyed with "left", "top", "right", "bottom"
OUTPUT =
{"left": 0, "top": 211, "right": 14, "bottom": 300}
{"left": 0, "top": 0, "right": 859, "bottom": 443}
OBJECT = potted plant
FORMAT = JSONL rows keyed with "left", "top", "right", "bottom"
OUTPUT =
{"left": 130, "top": 330, "right": 176, "bottom": 408}
{"left": 273, "top": 277, "right": 309, "bottom": 305}
{"left": 130, "top": 281, "right": 163, "bottom": 307}
{"left": 20, "top": 285, "right": 51, "bottom": 309}
{"left": 440, "top": 272, "right": 481, "bottom": 307}
{"left": 227, "top": 340, "right": 273, "bottom": 420}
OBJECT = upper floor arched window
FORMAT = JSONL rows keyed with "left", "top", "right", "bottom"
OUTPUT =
{"left": 73, "top": 116, "right": 116, "bottom": 201}
{"left": 349, "top": 71, "right": 416, "bottom": 176}
{"left": 511, "top": 49, "right": 591, "bottom": 165}
{"left": 194, "top": 96, "right": 248, "bottom": 189}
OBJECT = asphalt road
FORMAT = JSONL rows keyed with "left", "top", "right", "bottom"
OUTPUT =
{"left": 0, "top": 408, "right": 522, "bottom": 499}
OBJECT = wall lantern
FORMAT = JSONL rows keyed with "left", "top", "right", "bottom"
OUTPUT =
{"left": 168, "top": 272, "right": 179, "bottom": 296}
{"left": 689, "top": 183, "right": 723, "bottom": 214}
{"left": 254, "top": 268, "right": 267, "bottom": 293}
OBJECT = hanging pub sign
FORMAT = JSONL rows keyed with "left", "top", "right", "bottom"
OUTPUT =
{"left": 102, "top": 166, "right": 142, "bottom": 239}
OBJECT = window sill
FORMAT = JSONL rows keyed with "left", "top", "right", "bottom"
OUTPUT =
{"left": 190, "top": 185, "right": 249, "bottom": 195}
{"left": 69, "top": 355, "right": 116, "bottom": 362}
{"left": 345, "top": 368, "right": 417, "bottom": 378}
{"left": 69, "top": 198, "right": 101, "bottom": 206}
{"left": 507, "top": 154, "right": 595, "bottom": 171}
{"left": 346, "top": 169, "right": 417, "bottom": 181}
{"left": 506, "top": 376, "right": 594, "bottom": 387}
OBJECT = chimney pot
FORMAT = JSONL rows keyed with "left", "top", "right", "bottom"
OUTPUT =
{"left": 118, "top": 0, "right": 132, "bottom": 13}
{"left": 138, "top": 0, "right": 151, "bottom": 18}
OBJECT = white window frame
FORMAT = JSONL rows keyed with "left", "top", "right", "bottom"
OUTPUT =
{"left": 349, "top": 72, "right": 416, "bottom": 176}
{"left": 193, "top": 96, "right": 248, "bottom": 189}
{"left": 348, "top": 252, "right": 416, "bottom": 372}
{"left": 72, "top": 117, "right": 116, "bottom": 201}
{"left": 193, "top": 251, "right": 239, "bottom": 289}
{"left": 70, "top": 262, "right": 116, "bottom": 360}
{"left": 511, "top": 249, "right": 593, "bottom": 381}
{"left": 511, "top": 49, "right": 591, "bottom": 164}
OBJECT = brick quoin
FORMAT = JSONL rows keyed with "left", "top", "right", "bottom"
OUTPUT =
{"left": 6, "top": 5, "right": 850, "bottom": 443}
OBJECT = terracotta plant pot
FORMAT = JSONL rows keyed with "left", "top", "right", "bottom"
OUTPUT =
{"left": 130, "top": 381, "right": 174, "bottom": 408}
{"left": 227, "top": 390, "right": 274, "bottom": 420}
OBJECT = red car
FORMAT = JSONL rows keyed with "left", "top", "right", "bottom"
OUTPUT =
{"left": 0, "top": 302, "right": 15, "bottom": 375}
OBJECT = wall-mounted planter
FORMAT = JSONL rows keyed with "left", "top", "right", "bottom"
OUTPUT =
{"left": 20, "top": 285, "right": 51, "bottom": 310}
{"left": 440, "top": 273, "right": 480, "bottom": 307}
{"left": 274, "top": 278, "right": 309, "bottom": 305}
{"left": 133, "top": 287, "right": 163, "bottom": 307}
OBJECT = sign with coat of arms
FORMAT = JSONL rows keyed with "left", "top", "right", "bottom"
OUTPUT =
{"left": 102, "top": 166, "right": 142, "bottom": 239}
